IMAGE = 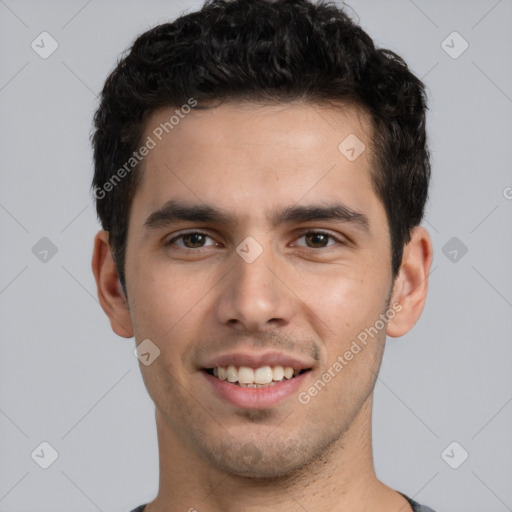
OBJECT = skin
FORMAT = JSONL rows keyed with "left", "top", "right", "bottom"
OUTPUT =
{"left": 92, "top": 101, "right": 432, "bottom": 512}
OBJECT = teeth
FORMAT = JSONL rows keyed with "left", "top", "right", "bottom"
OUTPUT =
{"left": 209, "top": 364, "right": 303, "bottom": 385}
{"left": 217, "top": 366, "right": 227, "bottom": 381}
{"left": 238, "top": 366, "right": 255, "bottom": 384}
{"left": 272, "top": 365, "right": 284, "bottom": 381}
{"left": 254, "top": 366, "right": 273, "bottom": 384}
{"left": 226, "top": 365, "right": 238, "bottom": 383}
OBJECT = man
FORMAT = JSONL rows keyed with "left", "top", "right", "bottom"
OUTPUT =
{"left": 91, "top": 0, "right": 435, "bottom": 510}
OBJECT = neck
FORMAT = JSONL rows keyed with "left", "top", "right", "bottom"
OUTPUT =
{"left": 145, "top": 394, "right": 410, "bottom": 512}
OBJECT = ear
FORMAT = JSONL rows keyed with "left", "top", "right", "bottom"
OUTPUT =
{"left": 387, "top": 226, "right": 433, "bottom": 338}
{"left": 91, "top": 230, "right": 134, "bottom": 338}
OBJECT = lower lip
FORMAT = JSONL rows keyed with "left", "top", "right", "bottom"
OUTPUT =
{"left": 202, "top": 371, "right": 310, "bottom": 409}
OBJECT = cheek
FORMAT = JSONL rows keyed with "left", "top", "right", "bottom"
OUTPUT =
{"left": 130, "top": 267, "right": 208, "bottom": 397}
{"left": 128, "top": 260, "right": 224, "bottom": 386}
{"left": 127, "top": 260, "right": 203, "bottom": 340}
{"left": 293, "top": 266, "right": 390, "bottom": 378}
{"left": 301, "top": 265, "right": 387, "bottom": 325}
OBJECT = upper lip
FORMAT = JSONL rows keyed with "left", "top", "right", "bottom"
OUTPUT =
{"left": 200, "top": 351, "right": 315, "bottom": 371}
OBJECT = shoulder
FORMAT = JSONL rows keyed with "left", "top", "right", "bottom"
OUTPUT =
{"left": 400, "top": 493, "right": 437, "bottom": 512}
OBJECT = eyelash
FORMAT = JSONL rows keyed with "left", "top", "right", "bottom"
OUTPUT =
{"left": 165, "top": 230, "right": 345, "bottom": 250}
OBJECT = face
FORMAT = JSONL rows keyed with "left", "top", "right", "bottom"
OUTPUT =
{"left": 119, "top": 101, "right": 397, "bottom": 478}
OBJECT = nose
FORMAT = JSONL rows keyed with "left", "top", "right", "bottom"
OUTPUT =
{"left": 214, "top": 242, "right": 295, "bottom": 332}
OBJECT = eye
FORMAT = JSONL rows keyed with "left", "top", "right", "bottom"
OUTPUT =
{"left": 165, "top": 231, "right": 218, "bottom": 249}
{"left": 165, "top": 230, "right": 344, "bottom": 251}
{"left": 294, "top": 230, "right": 342, "bottom": 249}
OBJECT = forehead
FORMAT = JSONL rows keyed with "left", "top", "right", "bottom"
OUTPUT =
{"left": 131, "top": 100, "right": 381, "bottom": 230}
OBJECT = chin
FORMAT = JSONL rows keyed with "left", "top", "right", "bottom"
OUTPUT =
{"left": 201, "top": 435, "right": 334, "bottom": 481}
{"left": 216, "top": 456, "right": 309, "bottom": 481}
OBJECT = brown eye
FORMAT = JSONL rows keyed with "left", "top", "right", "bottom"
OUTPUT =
{"left": 296, "top": 231, "right": 338, "bottom": 249}
{"left": 182, "top": 233, "right": 207, "bottom": 248}
{"left": 166, "top": 232, "right": 216, "bottom": 249}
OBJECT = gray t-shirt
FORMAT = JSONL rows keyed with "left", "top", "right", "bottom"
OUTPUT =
{"left": 129, "top": 492, "right": 436, "bottom": 511}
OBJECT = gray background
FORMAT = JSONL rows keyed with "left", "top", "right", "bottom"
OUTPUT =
{"left": 1, "top": 0, "right": 511, "bottom": 510}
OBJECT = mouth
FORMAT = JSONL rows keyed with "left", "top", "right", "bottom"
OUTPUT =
{"left": 203, "top": 365, "right": 311, "bottom": 388}
{"left": 201, "top": 362, "right": 313, "bottom": 409}
{"left": 199, "top": 351, "right": 315, "bottom": 409}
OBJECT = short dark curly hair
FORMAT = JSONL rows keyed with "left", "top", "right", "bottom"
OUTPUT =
{"left": 91, "top": 0, "right": 430, "bottom": 297}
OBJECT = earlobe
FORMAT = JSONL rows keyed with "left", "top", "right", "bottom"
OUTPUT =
{"left": 91, "top": 230, "right": 134, "bottom": 339}
{"left": 386, "top": 226, "right": 433, "bottom": 338}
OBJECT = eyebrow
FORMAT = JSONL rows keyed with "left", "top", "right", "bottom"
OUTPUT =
{"left": 143, "top": 199, "right": 370, "bottom": 233}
